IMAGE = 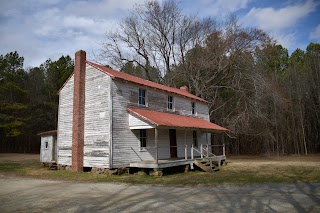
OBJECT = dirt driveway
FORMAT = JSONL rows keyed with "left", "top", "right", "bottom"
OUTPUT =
{"left": 0, "top": 177, "right": 319, "bottom": 213}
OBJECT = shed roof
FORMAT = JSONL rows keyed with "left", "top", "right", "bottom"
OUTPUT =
{"left": 86, "top": 61, "right": 207, "bottom": 103}
{"left": 127, "top": 108, "right": 227, "bottom": 131}
{"left": 37, "top": 130, "right": 57, "bottom": 136}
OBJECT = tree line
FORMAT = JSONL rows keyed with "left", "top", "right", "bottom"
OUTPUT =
{"left": 0, "top": 53, "right": 73, "bottom": 152}
{"left": 1, "top": 0, "right": 319, "bottom": 155}
{"left": 102, "top": 0, "right": 320, "bottom": 155}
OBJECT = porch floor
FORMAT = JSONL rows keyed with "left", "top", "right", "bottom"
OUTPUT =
{"left": 130, "top": 159, "right": 194, "bottom": 169}
{"left": 129, "top": 155, "right": 226, "bottom": 169}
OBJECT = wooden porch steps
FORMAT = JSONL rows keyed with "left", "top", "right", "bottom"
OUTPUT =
{"left": 49, "top": 161, "right": 57, "bottom": 170}
{"left": 193, "top": 158, "right": 220, "bottom": 172}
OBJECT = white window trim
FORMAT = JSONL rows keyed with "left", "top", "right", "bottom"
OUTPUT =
{"left": 167, "top": 95, "right": 174, "bottom": 111}
{"left": 192, "top": 102, "right": 196, "bottom": 115}
{"left": 138, "top": 88, "right": 148, "bottom": 107}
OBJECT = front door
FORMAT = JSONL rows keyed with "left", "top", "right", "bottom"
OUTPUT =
{"left": 169, "top": 129, "right": 177, "bottom": 158}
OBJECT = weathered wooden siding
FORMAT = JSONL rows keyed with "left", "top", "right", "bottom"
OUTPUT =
{"left": 57, "top": 65, "right": 111, "bottom": 168}
{"left": 57, "top": 75, "right": 74, "bottom": 165}
{"left": 121, "top": 80, "right": 208, "bottom": 119}
{"left": 112, "top": 81, "right": 154, "bottom": 167}
{"left": 147, "top": 88, "right": 209, "bottom": 120}
{"left": 174, "top": 130, "right": 209, "bottom": 158}
{"left": 111, "top": 79, "right": 212, "bottom": 167}
{"left": 147, "top": 89, "right": 167, "bottom": 110}
{"left": 40, "top": 135, "right": 55, "bottom": 163}
{"left": 57, "top": 62, "right": 211, "bottom": 168}
{"left": 83, "top": 65, "right": 111, "bottom": 168}
{"left": 129, "top": 114, "right": 154, "bottom": 129}
{"left": 174, "top": 96, "right": 209, "bottom": 120}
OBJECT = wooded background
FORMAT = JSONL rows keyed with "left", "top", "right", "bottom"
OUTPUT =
{"left": 1, "top": 0, "right": 319, "bottom": 155}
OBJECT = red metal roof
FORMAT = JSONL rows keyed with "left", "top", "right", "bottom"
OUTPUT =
{"left": 37, "top": 130, "right": 57, "bottom": 136}
{"left": 128, "top": 108, "right": 227, "bottom": 131}
{"left": 86, "top": 61, "right": 207, "bottom": 103}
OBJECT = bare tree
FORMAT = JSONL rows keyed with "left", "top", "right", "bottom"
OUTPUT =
{"left": 101, "top": 0, "right": 214, "bottom": 82}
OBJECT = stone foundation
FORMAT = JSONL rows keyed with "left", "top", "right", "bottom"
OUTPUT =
{"left": 149, "top": 169, "right": 163, "bottom": 177}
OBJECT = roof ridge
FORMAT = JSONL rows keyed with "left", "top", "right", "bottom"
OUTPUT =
{"left": 86, "top": 61, "right": 207, "bottom": 103}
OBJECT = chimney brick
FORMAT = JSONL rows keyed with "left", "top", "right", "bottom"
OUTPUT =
{"left": 72, "top": 50, "right": 86, "bottom": 172}
{"left": 180, "top": 86, "right": 188, "bottom": 92}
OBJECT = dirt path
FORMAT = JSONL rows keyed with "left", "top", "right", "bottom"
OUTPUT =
{"left": 0, "top": 177, "right": 319, "bottom": 213}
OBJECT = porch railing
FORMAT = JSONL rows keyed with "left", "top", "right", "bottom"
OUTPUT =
{"left": 131, "top": 143, "right": 225, "bottom": 163}
{"left": 189, "top": 144, "right": 225, "bottom": 159}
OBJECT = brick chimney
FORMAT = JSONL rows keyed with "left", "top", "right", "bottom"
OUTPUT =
{"left": 71, "top": 50, "right": 86, "bottom": 172}
{"left": 180, "top": 86, "right": 188, "bottom": 92}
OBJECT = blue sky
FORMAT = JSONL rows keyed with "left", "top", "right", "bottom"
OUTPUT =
{"left": 0, "top": 0, "right": 319, "bottom": 68}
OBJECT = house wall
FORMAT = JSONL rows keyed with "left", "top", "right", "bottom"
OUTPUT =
{"left": 57, "top": 75, "right": 74, "bottom": 165}
{"left": 129, "top": 114, "right": 154, "bottom": 129}
{"left": 57, "top": 65, "right": 111, "bottom": 168}
{"left": 58, "top": 64, "right": 211, "bottom": 168}
{"left": 111, "top": 79, "right": 211, "bottom": 167}
{"left": 128, "top": 83, "right": 209, "bottom": 120}
{"left": 112, "top": 80, "right": 153, "bottom": 167}
{"left": 83, "top": 65, "right": 111, "bottom": 168}
{"left": 40, "top": 135, "right": 56, "bottom": 163}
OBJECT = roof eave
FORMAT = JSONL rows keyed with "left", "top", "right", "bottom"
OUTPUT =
{"left": 87, "top": 61, "right": 207, "bottom": 103}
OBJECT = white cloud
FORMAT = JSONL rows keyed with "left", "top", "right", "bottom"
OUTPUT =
{"left": 199, "top": 0, "right": 249, "bottom": 17}
{"left": 0, "top": 0, "right": 147, "bottom": 68}
{"left": 273, "top": 32, "right": 297, "bottom": 50}
{"left": 310, "top": 24, "right": 320, "bottom": 40}
{"left": 243, "top": 0, "right": 318, "bottom": 31}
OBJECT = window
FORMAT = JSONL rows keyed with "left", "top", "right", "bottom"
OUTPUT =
{"left": 192, "top": 102, "right": 195, "bottom": 115}
{"left": 139, "top": 89, "right": 146, "bottom": 105}
{"left": 167, "top": 95, "right": 173, "bottom": 110}
{"left": 140, "top": 129, "right": 147, "bottom": 148}
{"left": 193, "top": 131, "right": 198, "bottom": 147}
{"left": 45, "top": 142, "right": 49, "bottom": 149}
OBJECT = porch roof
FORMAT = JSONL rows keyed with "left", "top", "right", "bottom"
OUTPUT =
{"left": 127, "top": 108, "right": 227, "bottom": 131}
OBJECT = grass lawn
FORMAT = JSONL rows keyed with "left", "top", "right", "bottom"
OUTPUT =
{"left": 0, "top": 153, "right": 319, "bottom": 185}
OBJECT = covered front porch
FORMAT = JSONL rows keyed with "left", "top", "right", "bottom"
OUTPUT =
{"left": 127, "top": 108, "right": 228, "bottom": 172}
{"left": 129, "top": 152, "right": 226, "bottom": 170}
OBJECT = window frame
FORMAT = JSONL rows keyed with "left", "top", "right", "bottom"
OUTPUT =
{"left": 191, "top": 102, "right": 195, "bottom": 115}
{"left": 138, "top": 88, "right": 146, "bottom": 106}
{"left": 167, "top": 95, "right": 174, "bottom": 110}
{"left": 193, "top": 131, "right": 198, "bottom": 147}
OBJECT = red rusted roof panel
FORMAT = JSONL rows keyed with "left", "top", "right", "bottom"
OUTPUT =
{"left": 37, "top": 130, "right": 57, "bottom": 136}
{"left": 128, "top": 108, "right": 227, "bottom": 131}
{"left": 86, "top": 61, "right": 207, "bottom": 103}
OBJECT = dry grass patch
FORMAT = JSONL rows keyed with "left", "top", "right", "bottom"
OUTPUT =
{"left": 0, "top": 153, "right": 320, "bottom": 185}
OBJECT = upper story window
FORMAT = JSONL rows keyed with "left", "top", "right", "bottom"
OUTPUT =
{"left": 140, "top": 129, "right": 147, "bottom": 148}
{"left": 193, "top": 131, "right": 198, "bottom": 147}
{"left": 139, "top": 89, "right": 146, "bottom": 105}
{"left": 192, "top": 102, "right": 195, "bottom": 115}
{"left": 167, "top": 95, "right": 173, "bottom": 110}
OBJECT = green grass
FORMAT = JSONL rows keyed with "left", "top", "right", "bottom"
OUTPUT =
{"left": 1, "top": 154, "right": 320, "bottom": 185}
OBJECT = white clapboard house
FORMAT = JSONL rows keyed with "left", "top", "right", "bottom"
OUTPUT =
{"left": 41, "top": 50, "right": 228, "bottom": 173}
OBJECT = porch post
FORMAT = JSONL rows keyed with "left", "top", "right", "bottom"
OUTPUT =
{"left": 222, "top": 132, "right": 225, "bottom": 156}
{"left": 184, "top": 129, "right": 187, "bottom": 159}
{"left": 206, "top": 133, "right": 209, "bottom": 156}
{"left": 223, "top": 142, "right": 226, "bottom": 157}
{"left": 155, "top": 128, "right": 158, "bottom": 164}
{"left": 191, "top": 144, "right": 194, "bottom": 159}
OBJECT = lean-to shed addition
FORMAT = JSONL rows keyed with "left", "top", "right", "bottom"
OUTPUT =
{"left": 38, "top": 130, "right": 57, "bottom": 164}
